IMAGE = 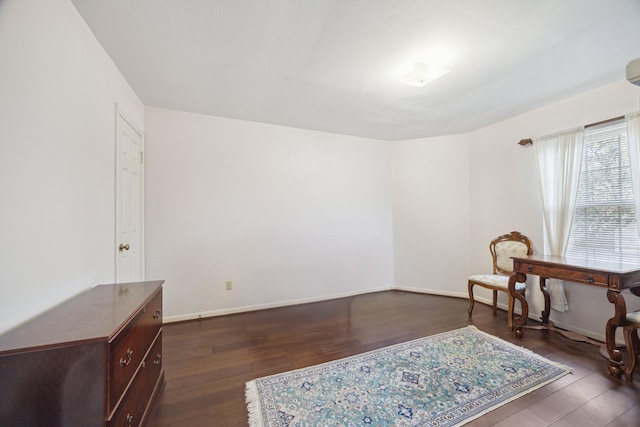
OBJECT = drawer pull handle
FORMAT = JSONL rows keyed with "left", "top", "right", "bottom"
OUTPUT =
{"left": 120, "top": 348, "right": 133, "bottom": 367}
{"left": 527, "top": 266, "right": 533, "bottom": 272}
{"left": 153, "top": 309, "right": 162, "bottom": 320}
{"left": 154, "top": 352, "right": 162, "bottom": 365}
{"left": 126, "top": 413, "right": 133, "bottom": 426}
{"left": 587, "top": 276, "right": 594, "bottom": 283}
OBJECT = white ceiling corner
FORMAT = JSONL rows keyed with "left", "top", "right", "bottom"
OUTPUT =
{"left": 70, "top": 0, "right": 640, "bottom": 141}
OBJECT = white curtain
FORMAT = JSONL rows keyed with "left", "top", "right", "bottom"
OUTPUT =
{"left": 627, "top": 112, "right": 640, "bottom": 235}
{"left": 533, "top": 127, "right": 585, "bottom": 312}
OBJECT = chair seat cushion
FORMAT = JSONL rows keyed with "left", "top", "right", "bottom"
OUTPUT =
{"left": 469, "top": 274, "right": 526, "bottom": 291}
{"left": 627, "top": 311, "right": 640, "bottom": 324}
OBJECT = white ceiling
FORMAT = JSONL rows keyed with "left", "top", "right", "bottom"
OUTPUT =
{"left": 70, "top": 0, "right": 640, "bottom": 141}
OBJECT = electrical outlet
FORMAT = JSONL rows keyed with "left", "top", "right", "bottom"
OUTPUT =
{"left": 225, "top": 280, "right": 232, "bottom": 291}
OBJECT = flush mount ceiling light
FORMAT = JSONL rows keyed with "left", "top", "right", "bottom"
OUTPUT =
{"left": 398, "top": 62, "right": 450, "bottom": 87}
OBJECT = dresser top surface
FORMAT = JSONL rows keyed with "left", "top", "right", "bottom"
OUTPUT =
{"left": 0, "top": 280, "right": 163, "bottom": 354}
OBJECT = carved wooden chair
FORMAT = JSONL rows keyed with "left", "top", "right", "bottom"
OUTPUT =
{"left": 623, "top": 311, "right": 640, "bottom": 381}
{"left": 468, "top": 231, "right": 533, "bottom": 331}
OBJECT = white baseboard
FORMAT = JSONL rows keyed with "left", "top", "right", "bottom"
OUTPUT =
{"left": 392, "top": 285, "right": 540, "bottom": 318}
{"left": 162, "top": 286, "right": 391, "bottom": 324}
{"left": 163, "top": 286, "right": 613, "bottom": 343}
{"left": 391, "top": 285, "right": 468, "bottom": 299}
{"left": 165, "top": 286, "right": 514, "bottom": 323}
{"left": 549, "top": 319, "right": 607, "bottom": 343}
{"left": 468, "top": 295, "right": 608, "bottom": 343}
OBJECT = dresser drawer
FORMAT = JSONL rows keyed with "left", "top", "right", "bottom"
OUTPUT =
{"left": 108, "top": 289, "right": 163, "bottom": 412}
{"left": 108, "top": 331, "right": 163, "bottom": 427}
{"left": 519, "top": 262, "right": 610, "bottom": 287}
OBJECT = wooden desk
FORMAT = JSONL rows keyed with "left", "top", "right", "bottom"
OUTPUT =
{"left": 511, "top": 255, "right": 640, "bottom": 378}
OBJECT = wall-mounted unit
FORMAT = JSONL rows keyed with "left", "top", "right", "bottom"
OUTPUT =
{"left": 627, "top": 58, "right": 640, "bottom": 86}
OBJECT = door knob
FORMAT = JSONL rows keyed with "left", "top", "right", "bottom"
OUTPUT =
{"left": 119, "top": 243, "right": 130, "bottom": 251}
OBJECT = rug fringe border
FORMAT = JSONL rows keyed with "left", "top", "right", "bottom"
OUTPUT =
{"left": 245, "top": 380, "right": 263, "bottom": 427}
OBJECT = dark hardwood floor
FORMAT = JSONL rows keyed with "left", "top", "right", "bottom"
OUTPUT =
{"left": 148, "top": 291, "right": 640, "bottom": 426}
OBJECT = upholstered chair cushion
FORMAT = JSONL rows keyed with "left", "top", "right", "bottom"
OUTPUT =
{"left": 626, "top": 311, "right": 640, "bottom": 324}
{"left": 468, "top": 274, "right": 526, "bottom": 291}
{"left": 495, "top": 241, "right": 529, "bottom": 273}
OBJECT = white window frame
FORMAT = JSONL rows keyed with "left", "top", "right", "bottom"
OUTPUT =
{"left": 565, "top": 118, "right": 640, "bottom": 263}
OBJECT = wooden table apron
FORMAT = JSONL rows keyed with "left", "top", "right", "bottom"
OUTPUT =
{"left": 510, "top": 254, "right": 640, "bottom": 378}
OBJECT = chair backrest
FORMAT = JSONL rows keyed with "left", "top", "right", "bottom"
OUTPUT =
{"left": 490, "top": 231, "right": 533, "bottom": 275}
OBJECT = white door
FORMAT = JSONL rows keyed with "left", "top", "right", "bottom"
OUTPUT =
{"left": 115, "top": 109, "right": 144, "bottom": 283}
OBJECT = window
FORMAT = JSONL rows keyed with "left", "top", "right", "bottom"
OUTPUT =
{"left": 565, "top": 119, "right": 640, "bottom": 263}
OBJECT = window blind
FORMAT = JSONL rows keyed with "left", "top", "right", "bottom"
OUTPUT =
{"left": 565, "top": 119, "right": 640, "bottom": 263}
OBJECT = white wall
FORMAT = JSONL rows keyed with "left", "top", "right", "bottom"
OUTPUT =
{"left": 0, "top": 0, "right": 144, "bottom": 333}
{"left": 392, "top": 81, "right": 640, "bottom": 339}
{"left": 3, "top": 0, "right": 640, "bottom": 343}
{"left": 390, "top": 80, "right": 640, "bottom": 340}
{"left": 468, "top": 80, "right": 640, "bottom": 340}
{"left": 392, "top": 134, "right": 470, "bottom": 295}
{"left": 145, "top": 108, "right": 394, "bottom": 321}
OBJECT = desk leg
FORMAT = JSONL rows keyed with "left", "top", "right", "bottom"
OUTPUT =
{"left": 606, "top": 290, "right": 626, "bottom": 378}
{"left": 510, "top": 272, "right": 528, "bottom": 338}
{"left": 540, "top": 277, "right": 550, "bottom": 324}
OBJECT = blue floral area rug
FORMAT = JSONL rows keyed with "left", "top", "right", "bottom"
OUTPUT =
{"left": 245, "top": 326, "right": 571, "bottom": 427}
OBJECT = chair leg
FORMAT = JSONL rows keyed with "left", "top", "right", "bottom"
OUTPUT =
{"left": 492, "top": 290, "right": 498, "bottom": 314}
{"left": 632, "top": 328, "right": 640, "bottom": 380}
{"left": 467, "top": 281, "right": 475, "bottom": 316}
{"left": 507, "top": 294, "right": 514, "bottom": 331}
{"left": 624, "top": 324, "right": 639, "bottom": 381}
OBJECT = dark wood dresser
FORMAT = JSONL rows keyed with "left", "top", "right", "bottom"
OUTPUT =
{"left": 0, "top": 280, "right": 165, "bottom": 427}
